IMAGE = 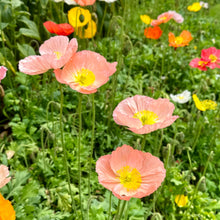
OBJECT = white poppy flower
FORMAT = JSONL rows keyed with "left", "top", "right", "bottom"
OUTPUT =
{"left": 170, "top": 90, "right": 191, "bottom": 104}
{"left": 200, "top": 1, "right": 208, "bottom": 9}
{"left": 64, "top": 0, "right": 77, "bottom": 4}
{"left": 99, "top": 0, "right": 117, "bottom": 3}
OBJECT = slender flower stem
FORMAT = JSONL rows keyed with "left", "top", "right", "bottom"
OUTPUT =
{"left": 117, "top": 200, "right": 127, "bottom": 220}
{"left": 202, "top": 151, "right": 213, "bottom": 177}
{"left": 141, "top": 134, "right": 147, "bottom": 151}
{"left": 192, "top": 113, "right": 202, "bottom": 152}
{"left": 115, "top": 199, "right": 121, "bottom": 219}
{"left": 88, "top": 94, "right": 95, "bottom": 196}
{"left": 99, "top": 3, "right": 108, "bottom": 37}
{"left": 156, "top": 129, "right": 163, "bottom": 156}
{"left": 59, "top": 85, "right": 77, "bottom": 215}
{"left": 107, "top": 192, "right": 112, "bottom": 220}
{"left": 151, "top": 144, "right": 171, "bottom": 213}
{"left": 77, "top": 93, "right": 83, "bottom": 219}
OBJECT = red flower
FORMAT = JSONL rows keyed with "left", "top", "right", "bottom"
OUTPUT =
{"left": 189, "top": 58, "right": 210, "bottom": 71}
{"left": 201, "top": 47, "right": 220, "bottom": 69}
{"left": 144, "top": 26, "right": 163, "bottom": 40}
{"left": 43, "top": 21, "right": 74, "bottom": 36}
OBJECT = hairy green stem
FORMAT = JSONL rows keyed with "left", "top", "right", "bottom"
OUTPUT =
{"left": 88, "top": 94, "right": 95, "bottom": 196}
{"left": 117, "top": 200, "right": 127, "bottom": 220}
{"left": 115, "top": 199, "right": 121, "bottom": 219}
{"left": 107, "top": 192, "right": 112, "bottom": 220}
{"left": 141, "top": 134, "right": 147, "bottom": 151}
{"left": 156, "top": 129, "right": 163, "bottom": 156}
{"left": 77, "top": 93, "right": 83, "bottom": 219}
{"left": 192, "top": 114, "right": 202, "bottom": 152}
{"left": 59, "top": 85, "right": 77, "bottom": 215}
{"left": 99, "top": 3, "right": 108, "bottom": 37}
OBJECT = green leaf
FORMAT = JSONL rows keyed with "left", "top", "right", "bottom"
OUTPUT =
{"left": 11, "top": 0, "right": 23, "bottom": 9}
{"left": 17, "top": 43, "right": 36, "bottom": 57}
{"left": 19, "top": 28, "right": 40, "bottom": 41}
{"left": 19, "top": 16, "right": 40, "bottom": 40}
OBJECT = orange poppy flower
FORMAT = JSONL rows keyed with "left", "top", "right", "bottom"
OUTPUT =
{"left": 144, "top": 26, "right": 163, "bottom": 40}
{"left": 0, "top": 193, "right": 16, "bottom": 220}
{"left": 169, "top": 30, "right": 193, "bottom": 48}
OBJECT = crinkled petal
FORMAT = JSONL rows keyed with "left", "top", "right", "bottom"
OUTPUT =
{"left": 0, "top": 165, "right": 11, "bottom": 188}
{"left": 18, "top": 55, "right": 52, "bottom": 75}
{"left": 110, "top": 145, "right": 145, "bottom": 173}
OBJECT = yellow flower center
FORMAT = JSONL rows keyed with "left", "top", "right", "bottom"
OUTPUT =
{"left": 178, "top": 96, "right": 184, "bottom": 99}
{"left": 198, "top": 60, "right": 208, "bottom": 67}
{"left": 117, "top": 166, "right": 142, "bottom": 191}
{"left": 159, "top": 16, "right": 167, "bottom": 20}
{"left": 175, "top": 36, "right": 183, "bottom": 44}
{"left": 74, "top": 68, "right": 95, "bottom": 87}
{"left": 54, "top": 51, "right": 62, "bottom": 59}
{"left": 209, "top": 54, "right": 217, "bottom": 63}
{"left": 133, "top": 110, "right": 159, "bottom": 125}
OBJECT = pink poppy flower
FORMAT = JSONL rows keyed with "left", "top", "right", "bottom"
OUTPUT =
{"left": 19, "top": 36, "right": 78, "bottom": 75}
{"left": 189, "top": 58, "right": 210, "bottom": 71}
{"left": 0, "top": 165, "right": 11, "bottom": 188}
{"left": 201, "top": 47, "right": 220, "bottom": 69}
{"left": 168, "top": 10, "right": 184, "bottom": 23}
{"left": 0, "top": 66, "right": 7, "bottom": 82}
{"left": 113, "top": 95, "right": 179, "bottom": 134}
{"left": 151, "top": 12, "right": 173, "bottom": 26}
{"left": 54, "top": 50, "right": 117, "bottom": 94}
{"left": 74, "top": 0, "right": 96, "bottom": 6}
{"left": 96, "top": 145, "right": 166, "bottom": 201}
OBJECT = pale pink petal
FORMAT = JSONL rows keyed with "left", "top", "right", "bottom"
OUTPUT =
{"left": 112, "top": 184, "right": 137, "bottom": 199}
{"left": 168, "top": 11, "right": 184, "bottom": 23}
{"left": 74, "top": 0, "right": 96, "bottom": 6}
{"left": 54, "top": 68, "right": 67, "bottom": 84}
{"left": 139, "top": 152, "right": 166, "bottom": 177}
{"left": 113, "top": 111, "right": 142, "bottom": 128}
{"left": 18, "top": 55, "right": 52, "bottom": 75}
{"left": 55, "top": 50, "right": 117, "bottom": 94}
{"left": 96, "top": 145, "right": 166, "bottom": 200}
{"left": 39, "top": 36, "right": 78, "bottom": 69}
{"left": 39, "top": 36, "right": 69, "bottom": 55}
{"left": 112, "top": 191, "right": 131, "bottom": 201}
{"left": 147, "top": 98, "right": 175, "bottom": 120}
{"left": 96, "top": 155, "right": 119, "bottom": 191}
{"left": 0, "top": 165, "right": 11, "bottom": 188}
{"left": 113, "top": 95, "right": 154, "bottom": 118}
{"left": 0, "top": 66, "right": 7, "bottom": 82}
{"left": 113, "top": 96, "right": 178, "bottom": 134}
{"left": 110, "top": 145, "right": 145, "bottom": 173}
{"left": 129, "top": 116, "right": 178, "bottom": 134}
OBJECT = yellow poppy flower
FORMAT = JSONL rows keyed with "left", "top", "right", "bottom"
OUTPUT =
{"left": 140, "top": 15, "right": 153, "bottom": 25}
{"left": 77, "top": 20, "right": 97, "bottom": 39}
{"left": 68, "top": 7, "right": 91, "bottom": 28}
{"left": 193, "top": 94, "right": 217, "bottom": 111}
{"left": 187, "top": 2, "right": 202, "bottom": 12}
{"left": 175, "top": 195, "right": 188, "bottom": 207}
